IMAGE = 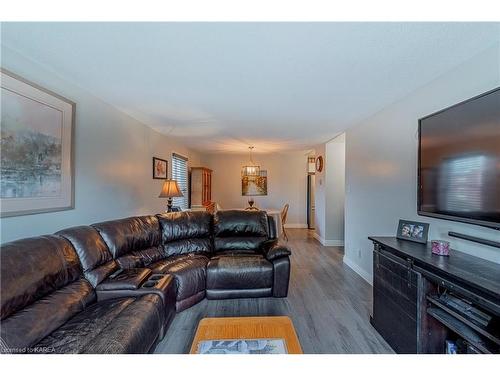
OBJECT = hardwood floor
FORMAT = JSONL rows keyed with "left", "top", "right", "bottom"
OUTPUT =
{"left": 154, "top": 229, "right": 394, "bottom": 354}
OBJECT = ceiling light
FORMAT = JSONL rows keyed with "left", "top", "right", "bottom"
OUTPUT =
{"left": 242, "top": 146, "right": 260, "bottom": 177}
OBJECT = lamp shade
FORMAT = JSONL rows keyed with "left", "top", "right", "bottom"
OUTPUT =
{"left": 159, "top": 179, "right": 183, "bottom": 198}
{"left": 242, "top": 165, "right": 260, "bottom": 177}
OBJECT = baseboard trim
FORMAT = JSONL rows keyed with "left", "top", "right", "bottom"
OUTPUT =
{"left": 324, "top": 239, "right": 344, "bottom": 246}
{"left": 343, "top": 256, "right": 373, "bottom": 285}
{"left": 313, "top": 232, "right": 324, "bottom": 245}
{"left": 284, "top": 223, "right": 308, "bottom": 229}
{"left": 313, "top": 232, "right": 344, "bottom": 247}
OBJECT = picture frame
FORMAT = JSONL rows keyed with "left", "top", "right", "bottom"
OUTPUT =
{"left": 396, "top": 219, "right": 429, "bottom": 244}
{"left": 242, "top": 170, "right": 268, "bottom": 196}
{"left": 1, "top": 69, "right": 75, "bottom": 217}
{"left": 152, "top": 157, "right": 168, "bottom": 179}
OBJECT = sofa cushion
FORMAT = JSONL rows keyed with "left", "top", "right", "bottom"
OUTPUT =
{"left": 92, "top": 215, "right": 161, "bottom": 258}
{"left": 56, "top": 226, "right": 118, "bottom": 287}
{"left": 206, "top": 254, "right": 273, "bottom": 290}
{"left": 92, "top": 215, "right": 163, "bottom": 268}
{"left": 115, "top": 246, "right": 165, "bottom": 269}
{"left": 212, "top": 249, "right": 257, "bottom": 257}
{"left": 150, "top": 254, "right": 209, "bottom": 302}
{"left": 158, "top": 211, "right": 213, "bottom": 256}
{"left": 1, "top": 278, "right": 95, "bottom": 351}
{"left": 33, "top": 294, "right": 163, "bottom": 354}
{"left": 1, "top": 235, "right": 83, "bottom": 320}
{"left": 80, "top": 294, "right": 163, "bottom": 354}
{"left": 214, "top": 210, "right": 269, "bottom": 252}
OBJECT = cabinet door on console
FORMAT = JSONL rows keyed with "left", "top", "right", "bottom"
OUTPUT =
{"left": 372, "top": 247, "right": 420, "bottom": 353}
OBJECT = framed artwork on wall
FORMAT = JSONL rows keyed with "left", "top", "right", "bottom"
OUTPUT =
{"left": 0, "top": 69, "right": 75, "bottom": 217}
{"left": 242, "top": 170, "right": 268, "bottom": 196}
{"left": 153, "top": 157, "right": 168, "bottom": 179}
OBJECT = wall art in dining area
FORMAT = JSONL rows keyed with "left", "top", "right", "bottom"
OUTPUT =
{"left": 242, "top": 170, "right": 268, "bottom": 196}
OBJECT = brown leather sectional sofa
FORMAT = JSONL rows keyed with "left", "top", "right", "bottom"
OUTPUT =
{"left": 0, "top": 210, "right": 291, "bottom": 354}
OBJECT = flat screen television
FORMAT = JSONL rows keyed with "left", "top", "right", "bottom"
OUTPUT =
{"left": 418, "top": 87, "right": 500, "bottom": 230}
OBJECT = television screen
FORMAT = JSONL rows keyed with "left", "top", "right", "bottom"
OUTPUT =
{"left": 418, "top": 88, "right": 500, "bottom": 229}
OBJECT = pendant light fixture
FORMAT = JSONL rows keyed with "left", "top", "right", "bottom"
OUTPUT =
{"left": 241, "top": 146, "right": 260, "bottom": 177}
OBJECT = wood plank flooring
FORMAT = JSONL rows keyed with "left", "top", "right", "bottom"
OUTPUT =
{"left": 154, "top": 229, "right": 393, "bottom": 354}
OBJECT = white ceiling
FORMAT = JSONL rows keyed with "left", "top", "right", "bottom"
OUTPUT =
{"left": 1, "top": 22, "right": 499, "bottom": 153}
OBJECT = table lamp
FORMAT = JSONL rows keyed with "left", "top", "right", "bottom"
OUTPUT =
{"left": 159, "top": 179, "right": 183, "bottom": 212}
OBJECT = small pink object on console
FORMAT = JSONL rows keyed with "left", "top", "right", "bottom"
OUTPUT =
{"left": 431, "top": 240, "right": 450, "bottom": 256}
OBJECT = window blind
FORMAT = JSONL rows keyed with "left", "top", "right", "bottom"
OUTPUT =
{"left": 172, "top": 153, "right": 189, "bottom": 210}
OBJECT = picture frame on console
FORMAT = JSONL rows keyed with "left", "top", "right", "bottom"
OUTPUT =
{"left": 396, "top": 219, "right": 429, "bottom": 244}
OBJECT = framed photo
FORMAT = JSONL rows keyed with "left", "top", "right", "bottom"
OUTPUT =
{"left": 152, "top": 157, "right": 168, "bottom": 179}
{"left": 1, "top": 69, "right": 75, "bottom": 217}
{"left": 396, "top": 219, "right": 429, "bottom": 244}
{"left": 242, "top": 170, "right": 267, "bottom": 196}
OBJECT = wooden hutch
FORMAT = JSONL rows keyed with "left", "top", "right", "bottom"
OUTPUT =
{"left": 190, "top": 167, "right": 212, "bottom": 209}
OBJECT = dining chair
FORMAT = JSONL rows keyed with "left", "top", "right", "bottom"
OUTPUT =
{"left": 280, "top": 203, "right": 289, "bottom": 241}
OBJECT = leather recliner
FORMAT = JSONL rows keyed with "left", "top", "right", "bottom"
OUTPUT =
{"left": 0, "top": 235, "right": 165, "bottom": 354}
{"left": 206, "top": 210, "right": 291, "bottom": 299}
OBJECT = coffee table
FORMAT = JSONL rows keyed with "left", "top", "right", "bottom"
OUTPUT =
{"left": 189, "top": 316, "right": 302, "bottom": 354}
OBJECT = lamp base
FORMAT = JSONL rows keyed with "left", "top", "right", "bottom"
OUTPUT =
{"left": 245, "top": 198, "right": 259, "bottom": 211}
{"left": 166, "top": 197, "right": 174, "bottom": 212}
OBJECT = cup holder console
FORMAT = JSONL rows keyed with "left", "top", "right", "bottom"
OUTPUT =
{"left": 149, "top": 274, "right": 164, "bottom": 281}
{"left": 141, "top": 274, "right": 167, "bottom": 288}
{"left": 142, "top": 280, "right": 157, "bottom": 288}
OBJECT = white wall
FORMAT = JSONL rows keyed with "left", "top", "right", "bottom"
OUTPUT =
{"left": 344, "top": 44, "right": 500, "bottom": 284}
{"left": 203, "top": 151, "right": 308, "bottom": 227}
{"left": 325, "top": 133, "right": 345, "bottom": 245}
{"left": 313, "top": 144, "right": 326, "bottom": 241}
{"left": 1, "top": 46, "right": 201, "bottom": 243}
{"left": 312, "top": 134, "right": 346, "bottom": 246}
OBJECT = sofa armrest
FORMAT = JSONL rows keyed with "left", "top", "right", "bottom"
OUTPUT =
{"left": 261, "top": 241, "right": 291, "bottom": 261}
{"left": 96, "top": 268, "right": 151, "bottom": 291}
{"left": 96, "top": 273, "right": 176, "bottom": 307}
{"left": 96, "top": 273, "right": 176, "bottom": 311}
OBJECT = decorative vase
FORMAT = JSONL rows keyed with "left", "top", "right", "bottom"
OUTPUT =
{"left": 431, "top": 240, "right": 450, "bottom": 256}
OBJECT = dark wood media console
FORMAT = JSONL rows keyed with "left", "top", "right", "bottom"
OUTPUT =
{"left": 369, "top": 236, "right": 500, "bottom": 354}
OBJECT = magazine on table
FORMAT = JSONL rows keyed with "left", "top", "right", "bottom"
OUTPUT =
{"left": 197, "top": 338, "right": 287, "bottom": 354}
